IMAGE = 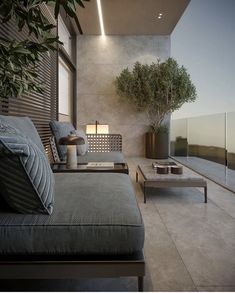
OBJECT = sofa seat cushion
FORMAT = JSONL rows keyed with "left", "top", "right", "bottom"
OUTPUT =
{"left": 0, "top": 173, "right": 144, "bottom": 256}
{"left": 77, "top": 151, "right": 125, "bottom": 164}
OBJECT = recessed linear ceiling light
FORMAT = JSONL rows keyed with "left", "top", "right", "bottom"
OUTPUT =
{"left": 97, "top": 0, "right": 105, "bottom": 35}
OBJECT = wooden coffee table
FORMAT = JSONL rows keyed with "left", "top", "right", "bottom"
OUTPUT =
{"left": 136, "top": 164, "right": 207, "bottom": 203}
{"left": 51, "top": 162, "right": 129, "bottom": 174}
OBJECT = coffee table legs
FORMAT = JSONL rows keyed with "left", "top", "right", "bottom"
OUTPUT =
{"left": 136, "top": 169, "right": 207, "bottom": 204}
{"left": 136, "top": 171, "right": 147, "bottom": 203}
{"left": 204, "top": 186, "right": 207, "bottom": 203}
{"left": 138, "top": 276, "right": 144, "bottom": 291}
{"left": 144, "top": 183, "right": 146, "bottom": 204}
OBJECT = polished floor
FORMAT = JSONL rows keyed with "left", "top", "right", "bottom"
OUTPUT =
{"left": 1, "top": 157, "right": 235, "bottom": 291}
{"left": 172, "top": 156, "right": 235, "bottom": 193}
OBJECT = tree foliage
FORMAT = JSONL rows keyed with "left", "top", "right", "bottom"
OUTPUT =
{"left": 115, "top": 58, "right": 197, "bottom": 132}
{"left": 0, "top": 0, "right": 89, "bottom": 99}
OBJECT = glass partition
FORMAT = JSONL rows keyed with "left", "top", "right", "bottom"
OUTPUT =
{"left": 187, "top": 113, "right": 226, "bottom": 165}
{"left": 170, "top": 112, "right": 235, "bottom": 192}
{"left": 170, "top": 118, "right": 188, "bottom": 156}
{"left": 227, "top": 111, "right": 235, "bottom": 170}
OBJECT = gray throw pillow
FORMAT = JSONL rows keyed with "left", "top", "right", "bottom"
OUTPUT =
{"left": 0, "top": 115, "right": 46, "bottom": 155}
{"left": 49, "top": 121, "right": 89, "bottom": 158}
{"left": 74, "top": 129, "right": 89, "bottom": 156}
{"left": 49, "top": 121, "right": 75, "bottom": 160}
{"left": 0, "top": 123, "right": 54, "bottom": 215}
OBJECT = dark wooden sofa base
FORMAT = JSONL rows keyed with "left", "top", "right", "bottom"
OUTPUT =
{"left": 0, "top": 255, "right": 145, "bottom": 291}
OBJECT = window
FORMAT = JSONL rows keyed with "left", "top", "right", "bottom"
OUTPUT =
{"left": 58, "top": 16, "right": 72, "bottom": 57}
{"left": 58, "top": 13, "right": 77, "bottom": 125}
{"left": 58, "top": 58, "right": 73, "bottom": 122}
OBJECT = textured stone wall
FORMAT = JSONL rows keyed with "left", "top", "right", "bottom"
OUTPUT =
{"left": 76, "top": 35, "right": 170, "bottom": 156}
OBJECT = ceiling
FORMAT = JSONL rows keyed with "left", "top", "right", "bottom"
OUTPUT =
{"left": 77, "top": 0, "right": 190, "bottom": 35}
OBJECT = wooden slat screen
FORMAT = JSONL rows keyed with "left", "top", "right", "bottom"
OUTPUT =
{"left": 0, "top": 5, "right": 58, "bottom": 154}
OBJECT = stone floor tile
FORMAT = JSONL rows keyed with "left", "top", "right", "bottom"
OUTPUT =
{"left": 129, "top": 157, "right": 235, "bottom": 288}
{"left": 197, "top": 286, "right": 235, "bottom": 291}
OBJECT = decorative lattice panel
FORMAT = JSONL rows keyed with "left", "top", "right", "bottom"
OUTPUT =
{"left": 49, "top": 137, "right": 60, "bottom": 163}
{"left": 87, "top": 134, "right": 122, "bottom": 153}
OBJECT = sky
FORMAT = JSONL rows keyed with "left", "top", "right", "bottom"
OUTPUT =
{"left": 171, "top": 0, "right": 235, "bottom": 119}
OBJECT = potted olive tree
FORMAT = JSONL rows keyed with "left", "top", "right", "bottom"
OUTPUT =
{"left": 115, "top": 58, "right": 197, "bottom": 159}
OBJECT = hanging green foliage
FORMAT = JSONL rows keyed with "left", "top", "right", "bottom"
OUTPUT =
{"left": 0, "top": 0, "right": 89, "bottom": 99}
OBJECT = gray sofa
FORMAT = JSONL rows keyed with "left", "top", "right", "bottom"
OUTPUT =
{"left": 49, "top": 120, "right": 125, "bottom": 164}
{"left": 0, "top": 115, "right": 145, "bottom": 291}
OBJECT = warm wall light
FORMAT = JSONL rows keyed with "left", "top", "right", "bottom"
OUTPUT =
{"left": 86, "top": 121, "right": 109, "bottom": 134}
{"left": 86, "top": 124, "right": 97, "bottom": 134}
{"left": 97, "top": 124, "right": 109, "bottom": 134}
{"left": 97, "top": 0, "right": 105, "bottom": 35}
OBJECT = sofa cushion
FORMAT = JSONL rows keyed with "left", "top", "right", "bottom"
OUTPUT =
{"left": 0, "top": 115, "right": 45, "bottom": 155}
{"left": 50, "top": 121, "right": 89, "bottom": 159}
{"left": 0, "top": 173, "right": 144, "bottom": 255}
{"left": 0, "top": 123, "right": 54, "bottom": 215}
{"left": 74, "top": 136, "right": 86, "bottom": 156}
{"left": 73, "top": 129, "right": 89, "bottom": 155}
{"left": 50, "top": 121, "right": 75, "bottom": 160}
{"left": 49, "top": 120, "right": 75, "bottom": 161}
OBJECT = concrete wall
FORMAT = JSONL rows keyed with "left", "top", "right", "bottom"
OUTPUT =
{"left": 76, "top": 35, "right": 170, "bottom": 156}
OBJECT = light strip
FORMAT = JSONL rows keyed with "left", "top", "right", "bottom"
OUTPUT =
{"left": 97, "top": 0, "right": 105, "bottom": 35}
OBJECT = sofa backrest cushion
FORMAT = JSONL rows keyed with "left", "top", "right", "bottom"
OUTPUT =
{"left": 73, "top": 129, "right": 89, "bottom": 156}
{"left": 0, "top": 122, "right": 54, "bottom": 215}
{"left": 0, "top": 115, "right": 45, "bottom": 154}
{"left": 50, "top": 121, "right": 89, "bottom": 159}
{"left": 50, "top": 121, "right": 75, "bottom": 160}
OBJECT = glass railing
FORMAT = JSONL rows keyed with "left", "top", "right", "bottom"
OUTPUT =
{"left": 227, "top": 112, "right": 235, "bottom": 171}
{"left": 170, "top": 112, "right": 235, "bottom": 192}
{"left": 170, "top": 118, "right": 188, "bottom": 157}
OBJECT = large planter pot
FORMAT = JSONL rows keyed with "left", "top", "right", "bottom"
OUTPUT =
{"left": 146, "top": 131, "right": 169, "bottom": 159}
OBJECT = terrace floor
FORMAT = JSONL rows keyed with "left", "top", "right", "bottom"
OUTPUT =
{"left": 1, "top": 157, "right": 235, "bottom": 291}
{"left": 172, "top": 156, "right": 235, "bottom": 193}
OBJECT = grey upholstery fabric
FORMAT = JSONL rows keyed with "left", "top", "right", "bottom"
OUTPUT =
{"left": 49, "top": 121, "right": 126, "bottom": 163}
{"left": 0, "top": 123, "right": 54, "bottom": 215}
{"left": 0, "top": 115, "right": 45, "bottom": 154}
{"left": 74, "top": 129, "right": 89, "bottom": 155}
{"left": 77, "top": 151, "right": 125, "bottom": 164}
{"left": 0, "top": 173, "right": 144, "bottom": 255}
{"left": 49, "top": 121, "right": 76, "bottom": 160}
{"left": 76, "top": 142, "right": 86, "bottom": 156}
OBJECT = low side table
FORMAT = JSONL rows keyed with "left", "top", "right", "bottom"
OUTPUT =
{"left": 136, "top": 165, "right": 207, "bottom": 203}
{"left": 51, "top": 162, "right": 129, "bottom": 174}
